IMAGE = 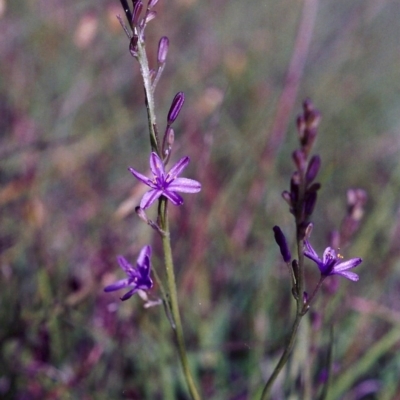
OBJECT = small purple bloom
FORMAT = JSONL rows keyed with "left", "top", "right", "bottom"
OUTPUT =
{"left": 104, "top": 245, "right": 153, "bottom": 301}
{"left": 304, "top": 240, "right": 362, "bottom": 281}
{"left": 129, "top": 152, "right": 201, "bottom": 209}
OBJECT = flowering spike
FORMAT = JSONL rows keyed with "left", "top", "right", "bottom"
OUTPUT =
{"left": 273, "top": 226, "right": 291, "bottom": 263}
{"left": 157, "top": 36, "right": 169, "bottom": 65}
{"left": 167, "top": 92, "right": 185, "bottom": 125}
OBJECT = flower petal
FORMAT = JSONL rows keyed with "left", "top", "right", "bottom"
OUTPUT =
{"left": 136, "top": 245, "right": 152, "bottom": 267}
{"left": 138, "top": 256, "right": 151, "bottom": 279}
{"left": 120, "top": 287, "right": 139, "bottom": 301}
{"left": 333, "top": 257, "right": 362, "bottom": 272}
{"left": 334, "top": 270, "right": 359, "bottom": 281}
{"left": 168, "top": 177, "right": 201, "bottom": 193}
{"left": 140, "top": 189, "right": 163, "bottom": 209}
{"left": 104, "top": 278, "right": 130, "bottom": 292}
{"left": 129, "top": 167, "right": 155, "bottom": 187}
{"left": 166, "top": 156, "right": 190, "bottom": 181}
{"left": 304, "top": 240, "right": 320, "bottom": 262}
{"left": 163, "top": 190, "right": 184, "bottom": 206}
{"left": 117, "top": 256, "right": 135, "bottom": 274}
{"left": 150, "top": 152, "right": 165, "bottom": 179}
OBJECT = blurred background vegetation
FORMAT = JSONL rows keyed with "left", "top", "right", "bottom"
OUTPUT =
{"left": 1, "top": 0, "right": 400, "bottom": 399}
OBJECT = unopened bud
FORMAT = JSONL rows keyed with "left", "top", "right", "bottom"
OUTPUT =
{"left": 148, "top": 0, "right": 160, "bottom": 8}
{"left": 157, "top": 36, "right": 169, "bottom": 64}
{"left": 304, "top": 191, "right": 317, "bottom": 216}
{"left": 144, "top": 10, "right": 157, "bottom": 24}
{"left": 292, "top": 149, "right": 306, "bottom": 173}
{"left": 167, "top": 92, "right": 185, "bottom": 124}
{"left": 132, "top": 1, "right": 143, "bottom": 26}
{"left": 273, "top": 226, "right": 291, "bottom": 263}
{"left": 306, "top": 155, "right": 321, "bottom": 184}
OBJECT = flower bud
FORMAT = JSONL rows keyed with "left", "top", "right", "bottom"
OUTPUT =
{"left": 132, "top": 1, "right": 143, "bottom": 26}
{"left": 306, "top": 155, "right": 321, "bottom": 184}
{"left": 157, "top": 36, "right": 169, "bottom": 64}
{"left": 273, "top": 226, "right": 291, "bottom": 263}
{"left": 292, "top": 149, "right": 306, "bottom": 173}
{"left": 148, "top": 0, "right": 160, "bottom": 8}
{"left": 304, "top": 190, "right": 317, "bottom": 216}
{"left": 167, "top": 92, "right": 185, "bottom": 124}
{"left": 144, "top": 11, "right": 157, "bottom": 25}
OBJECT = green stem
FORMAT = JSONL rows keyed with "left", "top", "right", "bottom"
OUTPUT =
{"left": 160, "top": 199, "right": 202, "bottom": 400}
{"left": 260, "top": 313, "right": 302, "bottom": 399}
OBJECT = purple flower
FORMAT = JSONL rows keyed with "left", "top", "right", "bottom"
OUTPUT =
{"left": 129, "top": 152, "right": 201, "bottom": 209}
{"left": 304, "top": 240, "right": 362, "bottom": 281}
{"left": 104, "top": 245, "right": 153, "bottom": 301}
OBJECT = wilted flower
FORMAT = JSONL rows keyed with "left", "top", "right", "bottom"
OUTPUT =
{"left": 104, "top": 245, "right": 153, "bottom": 301}
{"left": 129, "top": 152, "right": 201, "bottom": 209}
{"left": 304, "top": 240, "right": 362, "bottom": 281}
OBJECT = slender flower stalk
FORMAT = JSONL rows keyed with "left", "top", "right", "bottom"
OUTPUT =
{"left": 261, "top": 100, "right": 322, "bottom": 399}
{"left": 115, "top": 3, "right": 203, "bottom": 398}
{"left": 159, "top": 199, "right": 202, "bottom": 400}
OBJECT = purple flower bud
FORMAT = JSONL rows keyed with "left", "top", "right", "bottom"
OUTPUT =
{"left": 306, "top": 155, "right": 321, "bottom": 184}
{"left": 304, "top": 190, "right": 317, "bottom": 216}
{"left": 281, "top": 190, "right": 292, "bottom": 206}
{"left": 290, "top": 171, "right": 300, "bottom": 204}
{"left": 148, "top": 0, "right": 160, "bottom": 8}
{"left": 132, "top": 1, "right": 143, "bottom": 26}
{"left": 273, "top": 226, "right": 291, "bottom": 263}
{"left": 144, "top": 10, "right": 157, "bottom": 24}
{"left": 167, "top": 92, "right": 185, "bottom": 124}
{"left": 292, "top": 149, "right": 306, "bottom": 173}
{"left": 157, "top": 36, "right": 169, "bottom": 64}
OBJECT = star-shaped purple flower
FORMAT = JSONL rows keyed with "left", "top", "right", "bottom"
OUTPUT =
{"left": 104, "top": 245, "right": 153, "bottom": 301}
{"left": 304, "top": 240, "right": 362, "bottom": 281}
{"left": 129, "top": 152, "right": 201, "bottom": 210}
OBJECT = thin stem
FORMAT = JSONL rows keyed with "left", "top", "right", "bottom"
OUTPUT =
{"left": 159, "top": 199, "right": 202, "bottom": 400}
{"left": 260, "top": 314, "right": 302, "bottom": 399}
{"left": 136, "top": 31, "right": 159, "bottom": 154}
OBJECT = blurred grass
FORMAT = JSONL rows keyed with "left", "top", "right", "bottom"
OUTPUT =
{"left": 1, "top": 0, "right": 400, "bottom": 399}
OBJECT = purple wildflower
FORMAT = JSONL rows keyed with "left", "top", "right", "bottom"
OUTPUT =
{"left": 104, "top": 245, "right": 153, "bottom": 301}
{"left": 129, "top": 152, "right": 201, "bottom": 209}
{"left": 304, "top": 240, "right": 362, "bottom": 281}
